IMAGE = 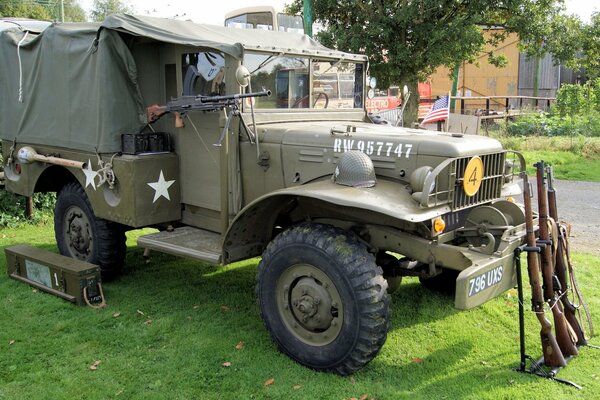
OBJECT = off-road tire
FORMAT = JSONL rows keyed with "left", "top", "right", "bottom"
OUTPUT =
{"left": 54, "top": 182, "right": 126, "bottom": 279}
{"left": 256, "top": 223, "right": 390, "bottom": 375}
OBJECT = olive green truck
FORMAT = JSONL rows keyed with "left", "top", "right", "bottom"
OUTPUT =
{"left": 1, "top": 15, "right": 528, "bottom": 375}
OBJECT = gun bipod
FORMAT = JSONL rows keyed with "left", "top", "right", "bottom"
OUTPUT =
{"left": 513, "top": 245, "right": 598, "bottom": 389}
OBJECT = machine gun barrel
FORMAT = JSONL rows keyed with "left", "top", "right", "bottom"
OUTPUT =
{"left": 147, "top": 90, "right": 271, "bottom": 123}
{"left": 547, "top": 166, "right": 588, "bottom": 346}
{"left": 535, "top": 161, "right": 578, "bottom": 357}
{"left": 518, "top": 154, "right": 566, "bottom": 367}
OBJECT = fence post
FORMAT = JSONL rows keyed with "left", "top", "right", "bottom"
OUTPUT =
{"left": 461, "top": 98, "right": 465, "bottom": 115}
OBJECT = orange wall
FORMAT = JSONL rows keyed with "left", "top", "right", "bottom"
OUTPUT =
{"left": 428, "top": 30, "right": 520, "bottom": 109}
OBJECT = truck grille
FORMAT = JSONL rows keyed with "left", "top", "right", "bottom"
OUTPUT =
{"left": 452, "top": 152, "right": 506, "bottom": 210}
{"left": 420, "top": 152, "right": 507, "bottom": 211}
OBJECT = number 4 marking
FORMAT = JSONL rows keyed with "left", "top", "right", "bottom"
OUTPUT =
{"left": 468, "top": 167, "right": 479, "bottom": 185}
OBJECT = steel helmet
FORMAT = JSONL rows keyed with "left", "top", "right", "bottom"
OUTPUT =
{"left": 333, "top": 150, "right": 376, "bottom": 188}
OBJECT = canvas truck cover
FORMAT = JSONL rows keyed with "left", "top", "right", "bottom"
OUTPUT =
{"left": 0, "top": 14, "right": 366, "bottom": 153}
{"left": 0, "top": 22, "right": 146, "bottom": 153}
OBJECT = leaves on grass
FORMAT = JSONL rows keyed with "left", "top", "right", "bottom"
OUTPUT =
{"left": 292, "top": 385, "right": 302, "bottom": 390}
{"left": 222, "top": 361, "right": 231, "bottom": 367}
{"left": 221, "top": 305, "right": 230, "bottom": 312}
{"left": 9, "top": 340, "right": 15, "bottom": 345}
{"left": 235, "top": 341, "right": 245, "bottom": 350}
{"left": 264, "top": 378, "right": 275, "bottom": 386}
{"left": 89, "top": 360, "right": 101, "bottom": 371}
{"left": 136, "top": 310, "right": 145, "bottom": 316}
{"left": 411, "top": 357, "right": 424, "bottom": 364}
{"left": 186, "top": 316, "right": 192, "bottom": 320}
{"left": 480, "top": 360, "right": 489, "bottom": 366}
{"left": 193, "top": 305, "right": 200, "bottom": 310}
{"left": 144, "top": 319, "right": 153, "bottom": 325}
{"left": 359, "top": 395, "right": 369, "bottom": 400}
{"left": 32, "top": 288, "right": 37, "bottom": 293}
{"left": 112, "top": 312, "right": 121, "bottom": 318}
{"left": 349, "top": 377, "right": 356, "bottom": 385}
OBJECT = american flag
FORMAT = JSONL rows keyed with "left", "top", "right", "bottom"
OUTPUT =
{"left": 420, "top": 95, "right": 449, "bottom": 125}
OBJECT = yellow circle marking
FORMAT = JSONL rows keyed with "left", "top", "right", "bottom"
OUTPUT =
{"left": 463, "top": 156, "right": 484, "bottom": 197}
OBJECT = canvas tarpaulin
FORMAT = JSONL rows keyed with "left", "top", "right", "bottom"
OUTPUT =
{"left": 0, "top": 14, "right": 366, "bottom": 153}
{"left": 0, "top": 23, "right": 146, "bottom": 153}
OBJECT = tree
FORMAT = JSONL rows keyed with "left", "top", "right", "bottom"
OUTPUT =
{"left": 579, "top": 13, "right": 600, "bottom": 79}
{"left": 90, "top": 0, "right": 134, "bottom": 22}
{"left": 0, "top": 0, "right": 51, "bottom": 20}
{"left": 289, "top": 0, "right": 569, "bottom": 124}
{"left": 53, "top": 0, "right": 87, "bottom": 22}
{"left": 0, "top": 0, "right": 85, "bottom": 22}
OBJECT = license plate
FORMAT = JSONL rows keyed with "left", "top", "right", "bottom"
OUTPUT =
{"left": 468, "top": 266, "right": 503, "bottom": 297}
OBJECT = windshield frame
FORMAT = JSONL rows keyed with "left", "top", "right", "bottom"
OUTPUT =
{"left": 241, "top": 50, "right": 366, "bottom": 113}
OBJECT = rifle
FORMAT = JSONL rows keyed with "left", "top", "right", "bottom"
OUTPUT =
{"left": 519, "top": 155, "right": 566, "bottom": 367}
{"left": 146, "top": 90, "right": 271, "bottom": 124}
{"left": 535, "top": 161, "right": 578, "bottom": 357}
{"left": 547, "top": 165, "right": 588, "bottom": 346}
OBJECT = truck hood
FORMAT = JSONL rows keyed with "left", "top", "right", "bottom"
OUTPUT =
{"left": 261, "top": 121, "right": 503, "bottom": 158}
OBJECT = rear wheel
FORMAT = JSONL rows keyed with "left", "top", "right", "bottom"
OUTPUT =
{"left": 54, "top": 182, "right": 126, "bottom": 279}
{"left": 256, "top": 223, "right": 390, "bottom": 375}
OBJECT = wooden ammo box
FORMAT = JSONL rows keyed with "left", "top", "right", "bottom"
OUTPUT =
{"left": 5, "top": 245, "right": 104, "bottom": 306}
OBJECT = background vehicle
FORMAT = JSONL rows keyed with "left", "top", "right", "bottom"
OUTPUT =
{"left": 1, "top": 14, "right": 526, "bottom": 375}
{"left": 224, "top": 5, "right": 304, "bottom": 33}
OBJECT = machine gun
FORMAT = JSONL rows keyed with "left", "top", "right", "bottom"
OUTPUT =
{"left": 547, "top": 165, "right": 591, "bottom": 346}
{"left": 535, "top": 161, "right": 578, "bottom": 358}
{"left": 146, "top": 90, "right": 271, "bottom": 124}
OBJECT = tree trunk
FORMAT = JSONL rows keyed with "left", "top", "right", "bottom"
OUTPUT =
{"left": 402, "top": 81, "right": 419, "bottom": 128}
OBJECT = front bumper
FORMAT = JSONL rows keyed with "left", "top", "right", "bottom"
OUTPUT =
{"left": 369, "top": 220, "right": 529, "bottom": 310}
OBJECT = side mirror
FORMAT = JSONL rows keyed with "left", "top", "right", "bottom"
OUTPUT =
{"left": 236, "top": 65, "right": 251, "bottom": 88}
{"left": 367, "top": 76, "right": 377, "bottom": 89}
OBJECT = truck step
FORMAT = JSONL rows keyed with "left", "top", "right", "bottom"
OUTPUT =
{"left": 137, "top": 227, "right": 222, "bottom": 264}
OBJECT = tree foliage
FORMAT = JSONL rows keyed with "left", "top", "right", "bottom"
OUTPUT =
{"left": 90, "top": 0, "right": 134, "bottom": 22}
{"left": 0, "top": 0, "right": 85, "bottom": 22}
{"left": 288, "top": 1, "right": 574, "bottom": 123}
{"left": 0, "top": 0, "right": 51, "bottom": 20}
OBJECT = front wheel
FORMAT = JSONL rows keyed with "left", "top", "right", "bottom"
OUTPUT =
{"left": 54, "top": 182, "right": 126, "bottom": 279}
{"left": 256, "top": 223, "right": 390, "bottom": 375}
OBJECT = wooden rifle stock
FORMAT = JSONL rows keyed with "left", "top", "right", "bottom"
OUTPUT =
{"left": 519, "top": 156, "right": 566, "bottom": 367}
{"left": 535, "top": 161, "right": 578, "bottom": 357}
{"left": 547, "top": 166, "right": 587, "bottom": 346}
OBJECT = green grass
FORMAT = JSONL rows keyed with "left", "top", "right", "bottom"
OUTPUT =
{"left": 1, "top": 224, "right": 599, "bottom": 399}
{"left": 491, "top": 134, "right": 600, "bottom": 181}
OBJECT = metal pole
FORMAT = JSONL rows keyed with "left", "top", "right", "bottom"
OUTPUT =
{"left": 303, "top": 0, "right": 313, "bottom": 37}
{"left": 60, "top": 0, "right": 65, "bottom": 22}
{"left": 450, "top": 63, "right": 460, "bottom": 113}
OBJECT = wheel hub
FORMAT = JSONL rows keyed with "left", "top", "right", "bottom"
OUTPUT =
{"left": 277, "top": 264, "right": 344, "bottom": 346}
{"left": 64, "top": 206, "right": 93, "bottom": 259}
{"left": 291, "top": 277, "right": 333, "bottom": 330}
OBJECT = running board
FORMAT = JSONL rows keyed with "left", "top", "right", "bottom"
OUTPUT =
{"left": 137, "top": 227, "right": 222, "bottom": 264}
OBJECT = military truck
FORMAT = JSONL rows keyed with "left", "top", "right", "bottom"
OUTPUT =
{"left": 0, "top": 15, "right": 528, "bottom": 375}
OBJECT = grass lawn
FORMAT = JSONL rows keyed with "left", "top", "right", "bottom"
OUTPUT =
{"left": 1, "top": 223, "right": 599, "bottom": 399}
{"left": 491, "top": 135, "right": 600, "bottom": 182}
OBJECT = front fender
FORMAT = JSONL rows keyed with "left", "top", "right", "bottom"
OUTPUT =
{"left": 223, "top": 177, "right": 450, "bottom": 263}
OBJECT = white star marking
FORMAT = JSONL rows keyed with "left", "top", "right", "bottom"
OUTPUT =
{"left": 147, "top": 170, "right": 175, "bottom": 203}
{"left": 83, "top": 159, "right": 98, "bottom": 190}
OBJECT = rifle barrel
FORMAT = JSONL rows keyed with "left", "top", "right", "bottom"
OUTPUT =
{"left": 535, "top": 161, "right": 578, "bottom": 357}
{"left": 519, "top": 156, "right": 566, "bottom": 367}
{"left": 547, "top": 166, "right": 587, "bottom": 346}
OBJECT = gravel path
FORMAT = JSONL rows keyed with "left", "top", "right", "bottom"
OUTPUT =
{"left": 534, "top": 179, "right": 600, "bottom": 257}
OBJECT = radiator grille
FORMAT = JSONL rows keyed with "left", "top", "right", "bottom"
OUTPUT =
{"left": 453, "top": 152, "right": 505, "bottom": 210}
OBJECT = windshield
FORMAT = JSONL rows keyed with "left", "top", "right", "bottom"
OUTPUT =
{"left": 244, "top": 53, "right": 365, "bottom": 110}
